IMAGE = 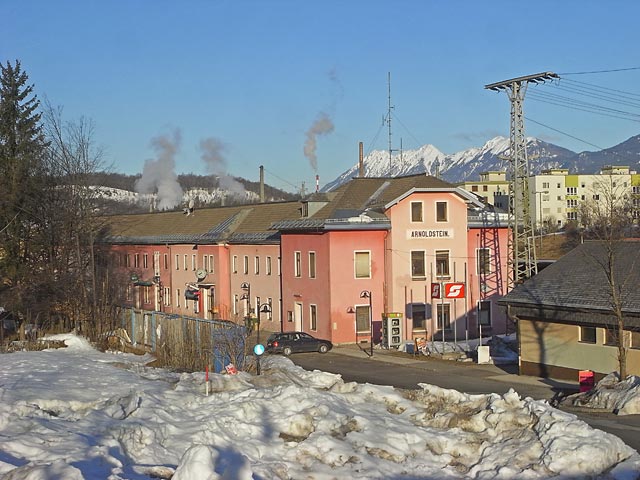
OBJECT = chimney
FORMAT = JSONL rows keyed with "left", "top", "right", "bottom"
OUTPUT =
{"left": 358, "top": 142, "right": 364, "bottom": 177}
{"left": 316, "top": 174, "right": 319, "bottom": 193}
{"left": 259, "top": 165, "right": 265, "bottom": 203}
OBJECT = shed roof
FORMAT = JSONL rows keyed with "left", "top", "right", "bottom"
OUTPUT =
{"left": 499, "top": 240, "right": 640, "bottom": 315}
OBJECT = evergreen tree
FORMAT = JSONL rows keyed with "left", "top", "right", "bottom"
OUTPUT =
{"left": 0, "top": 60, "right": 48, "bottom": 309}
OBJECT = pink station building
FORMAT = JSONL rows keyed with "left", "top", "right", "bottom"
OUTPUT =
{"left": 104, "top": 174, "right": 510, "bottom": 346}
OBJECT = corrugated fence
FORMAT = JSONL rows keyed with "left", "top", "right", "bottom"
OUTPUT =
{"left": 121, "top": 308, "right": 246, "bottom": 373}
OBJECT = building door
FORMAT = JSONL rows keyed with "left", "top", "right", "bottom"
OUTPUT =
{"left": 294, "top": 302, "right": 303, "bottom": 331}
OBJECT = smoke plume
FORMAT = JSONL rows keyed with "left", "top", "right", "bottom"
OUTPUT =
{"left": 135, "top": 130, "right": 183, "bottom": 210}
{"left": 303, "top": 112, "right": 334, "bottom": 172}
{"left": 199, "top": 137, "right": 246, "bottom": 198}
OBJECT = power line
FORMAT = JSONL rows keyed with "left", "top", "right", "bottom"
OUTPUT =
{"left": 524, "top": 116, "right": 605, "bottom": 151}
{"left": 558, "top": 67, "right": 640, "bottom": 75}
{"left": 525, "top": 116, "right": 640, "bottom": 165}
{"left": 528, "top": 92, "right": 640, "bottom": 122}
{"left": 559, "top": 78, "right": 640, "bottom": 100}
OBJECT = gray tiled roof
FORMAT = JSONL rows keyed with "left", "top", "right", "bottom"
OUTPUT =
{"left": 500, "top": 240, "right": 640, "bottom": 314}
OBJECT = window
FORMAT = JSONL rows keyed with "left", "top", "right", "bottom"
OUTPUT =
{"left": 482, "top": 185, "right": 488, "bottom": 192}
{"left": 566, "top": 199, "right": 578, "bottom": 207}
{"left": 175, "top": 254, "right": 180, "bottom": 270}
{"left": 183, "top": 255, "right": 188, "bottom": 270}
{"left": 604, "top": 328, "right": 619, "bottom": 346}
{"left": 243, "top": 256, "right": 249, "bottom": 275}
{"left": 125, "top": 284, "right": 132, "bottom": 301}
{"left": 266, "top": 256, "right": 272, "bottom": 276}
{"left": 542, "top": 182, "right": 549, "bottom": 189}
{"left": 164, "top": 254, "right": 168, "bottom": 270}
{"left": 437, "top": 303, "right": 451, "bottom": 330}
{"left": 436, "top": 202, "right": 448, "bottom": 222}
{"left": 176, "top": 289, "right": 181, "bottom": 308}
{"left": 134, "top": 254, "right": 140, "bottom": 268}
{"left": 633, "top": 186, "right": 640, "bottom": 194}
{"left": 255, "top": 256, "right": 260, "bottom": 275}
{"left": 310, "top": 305, "right": 317, "bottom": 331}
{"left": 209, "top": 255, "right": 214, "bottom": 273}
{"left": 567, "top": 187, "right": 577, "bottom": 195}
{"left": 478, "top": 300, "right": 491, "bottom": 326}
{"left": 436, "top": 250, "right": 450, "bottom": 278}
{"left": 630, "top": 331, "right": 640, "bottom": 349}
{"left": 411, "top": 303, "right": 426, "bottom": 330}
{"left": 411, "top": 251, "right": 426, "bottom": 278}
{"left": 477, "top": 248, "right": 491, "bottom": 275}
{"left": 192, "top": 254, "right": 197, "bottom": 271}
{"left": 593, "top": 194, "right": 600, "bottom": 201}
{"left": 354, "top": 251, "right": 370, "bottom": 278}
{"left": 163, "top": 287, "right": 171, "bottom": 306}
{"left": 232, "top": 255, "right": 238, "bottom": 274}
{"left": 267, "top": 297, "right": 273, "bottom": 320}
{"left": 471, "top": 185, "right": 478, "bottom": 192}
{"left": 142, "top": 287, "right": 151, "bottom": 303}
{"left": 294, "top": 251, "right": 301, "bottom": 277}
{"left": 579, "top": 326, "right": 596, "bottom": 344}
{"left": 143, "top": 254, "right": 148, "bottom": 269}
{"left": 309, "top": 252, "right": 316, "bottom": 278}
{"left": 202, "top": 255, "right": 208, "bottom": 272}
{"left": 411, "top": 201, "right": 423, "bottom": 222}
{"left": 355, "top": 305, "right": 370, "bottom": 333}
{"left": 233, "top": 294, "right": 238, "bottom": 315}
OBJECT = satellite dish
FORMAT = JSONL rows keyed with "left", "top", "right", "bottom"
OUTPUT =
{"left": 196, "top": 269, "right": 207, "bottom": 281}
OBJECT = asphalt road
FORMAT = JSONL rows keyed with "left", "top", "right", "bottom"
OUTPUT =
{"left": 287, "top": 348, "right": 640, "bottom": 452}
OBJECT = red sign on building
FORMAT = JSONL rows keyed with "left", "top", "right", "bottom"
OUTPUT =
{"left": 430, "top": 283, "right": 441, "bottom": 299}
{"left": 445, "top": 283, "right": 466, "bottom": 299}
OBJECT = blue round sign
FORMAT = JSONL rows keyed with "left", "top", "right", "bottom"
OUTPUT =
{"left": 253, "top": 344, "right": 265, "bottom": 356}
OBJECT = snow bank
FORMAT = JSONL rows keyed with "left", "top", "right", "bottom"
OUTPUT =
{"left": 562, "top": 373, "right": 640, "bottom": 415}
{"left": 0, "top": 334, "right": 637, "bottom": 479}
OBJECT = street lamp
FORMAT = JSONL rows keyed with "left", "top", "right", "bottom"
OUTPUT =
{"left": 535, "top": 191, "right": 549, "bottom": 251}
{"left": 240, "top": 282, "right": 251, "bottom": 330}
{"left": 254, "top": 303, "right": 271, "bottom": 376}
{"left": 360, "top": 290, "right": 373, "bottom": 357}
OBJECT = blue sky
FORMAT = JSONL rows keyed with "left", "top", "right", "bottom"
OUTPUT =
{"left": 3, "top": 1, "right": 640, "bottom": 192}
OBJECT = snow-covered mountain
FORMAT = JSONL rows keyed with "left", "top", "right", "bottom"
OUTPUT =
{"left": 322, "top": 135, "right": 637, "bottom": 191}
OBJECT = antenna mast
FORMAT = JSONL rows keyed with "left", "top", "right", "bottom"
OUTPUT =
{"left": 484, "top": 71, "right": 558, "bottom": 289}
{"left": 385, "top": 72, "right": 397, "bottom": 171}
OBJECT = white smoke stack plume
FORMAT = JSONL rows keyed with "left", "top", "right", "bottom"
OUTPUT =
{"left": 135, "top": 129, "right": 183, "bottom": 210}
{"left": 199, "top": 137, "right": 246, "bottom": 199}
{"left": 303, "top": 112, "right": 334, "bottom": 172}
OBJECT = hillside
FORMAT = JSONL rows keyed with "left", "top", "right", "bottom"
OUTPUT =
{"left": 88, "top": 172, "right": 298, "bottom": 214}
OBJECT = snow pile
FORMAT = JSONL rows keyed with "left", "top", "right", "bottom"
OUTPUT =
{"left": 562, "top": 373, "right": 640, "bottom": 415}
{"left": 0, "top": 333, "right": 638, "bottom": 479}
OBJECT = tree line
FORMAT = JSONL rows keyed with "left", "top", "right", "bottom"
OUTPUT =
{"left": 0, "top": 60, "right": 296, "bottom": 343}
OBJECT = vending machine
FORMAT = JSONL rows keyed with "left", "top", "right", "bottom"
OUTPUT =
{"left": 382, "top": 313, "right": 403, "bottom": 348}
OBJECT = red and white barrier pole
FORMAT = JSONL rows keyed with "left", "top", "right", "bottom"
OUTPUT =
{"left": 205, "top": 365, "right": 209, "bottom": 397}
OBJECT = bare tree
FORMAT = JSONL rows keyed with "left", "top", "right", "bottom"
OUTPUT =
{"left": 39, "top": 102, "right": 123, "bottom": 336}
{"left": 577, "top": 175, "right": 638, "bottom": 380}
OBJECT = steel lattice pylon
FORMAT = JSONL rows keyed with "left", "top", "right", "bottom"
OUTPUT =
{"left": 485, "top": 72, "right": 558, "bottom": 289}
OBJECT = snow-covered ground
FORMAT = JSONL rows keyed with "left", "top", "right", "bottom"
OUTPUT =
{"left": 1, "top": 333, "right": 639, "bottom": 479}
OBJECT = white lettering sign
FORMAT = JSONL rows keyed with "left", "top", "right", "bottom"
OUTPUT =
{"left": 407, "top": 229, "right": 453, "bottom": 239}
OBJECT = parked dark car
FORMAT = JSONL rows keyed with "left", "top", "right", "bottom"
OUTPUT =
{"left": 266, "top": 331, "right": 332, "bottom": 356}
